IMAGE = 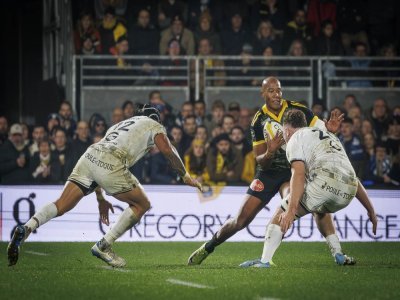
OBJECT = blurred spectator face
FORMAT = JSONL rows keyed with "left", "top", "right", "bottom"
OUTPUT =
{"left": 195, "top": 126, "right": 208, "bottom": 142}
{"left": 104, "top": 12, "right": 115, "bottom": 24}
{"left": 39, "top": 140, "right": 50, "bottom": 156}
{"left": 393, "top": 106, "right": 400, "bottom": 117}
{"left": 294, "top": 10, "right": 306, "bottom": 26}
{"left": 138, "top": 10, "right": 150, "bottom": 28}
{"left": 9, "top": 130, "right": 24, "bottom": 148}
{"left": 375, "top": 146, "right": 387, "bottom": 161}
{"left": 95, "top": 120, "right": 106, "bottom": 135}
{"left": 231, "top": 14, "right": 242, "bottom": 30}
{"left": 59, "top": 103, "right": 72, "bottom": 119}
{"left": 348, "top": 106, "right": 362, "bottom": 119}
{"left": 193, "top": 142, "right": 205, "bottom": 157}
{"left": 216, "top": 139, "right": 230, "bottom": 155}
{"left": 211, "top": 126, "right": 223, "bottom": 138}
{"left": 183, "top": 117, "right": 197, "bottom": 136}
{"left": 230, "top": 127, "right": 244, "bottom": 144}
{"left": 149, "top": 91, "right": 164, "bottom": 105}
{"left": 123, "top": 103, "right": 134, "bottom": 119}
{"left": 32, "top": 126, "right": 46, "bottom": 143}
{"left": 212, "top": 107, "right": 224, "bottom": 124}
{"left": 322, "top": 23, "right": 333, "bottom": 38}
{"left": 388, "top": 122, "right": 400, "bottom": 138}
{"left": 383, "top": 45, "right": 396, "bottom": 57}
{"left": 112, "top": 107, "right": 124, "bottom": 125}
{"left": 354, "top": 44, "right": 367, "bottom": 57}
{"left": 168, "top": 40, "right": 181, "bottom": 56}
{"left": 222, "top": 115, "right": 235, "bottom": 133}
{"left": 181, "top": 103, "right": 194, "bottom": 118}
{"left": 343, "top": 95, "right": 356, "bottom": 112}
{"left": 239, "top": 108, "right": 252, "bottom": 130}
{"left": 259, "top": 21, "right": 273, "bottom": 38}
{"left": 170, "top": 127, "right": 183, "bottom": 143}
{"left": 117, "top": 40, "right": 129, "bottom": 54}
{"left": 194, "top": 102, "right": 206, "bottom": 118}
{"left": 0, "top": 117, "right": 8, "bottom": 134}
{"left": 83, "top": 38, "right": 94, "bottom": 52}
{"left": 200, "top": 17, "right": 211, "bottom": 32}
{"left": 21, "top": 123, "right": 29, "bottom": 141}
{"left": 53, "top": 129, "right": 67, "bottom": 149}
{"left": 352, "top": 117, "right": 362, "bottom": 134}
{"left": 312, "top": 104, "right": 323, "bottom": 118}
{"left": 81, "top": 15, "right": 92, "bottom": 31}
{"left": 373, "top": 99, "right": 387, "bottom": 118}
{"left": 363, "top": 133, "right": 375, "bottom": 150}
{"left": 340, "top": 122, "right": 353, "bottom": 139}
{"left": 290, "top": 41, "right": 304, "bottom": 56}
{"left": 198, "top": 39, "right": 212, "bottom": 55}
{"left": 76, "top": 121, "right": 89, "bottom": 141}
{"left": 48, "top": 117, "right": 60, "bottom": 133}
{"left": 263, "top": 46, "right": 273, "bottom": 57}
{"left": 361, "top": 119, "right": 373, "bottom": 136}
{"left": 172, "top": 19, "right": 183, "bottom": 35}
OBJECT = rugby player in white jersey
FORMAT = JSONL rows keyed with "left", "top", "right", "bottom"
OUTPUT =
{"left": 244, "top": 109, "right": 378, "bottom": 267}
{"left": 7, "top": 105, "right": 202, "bottom": 267}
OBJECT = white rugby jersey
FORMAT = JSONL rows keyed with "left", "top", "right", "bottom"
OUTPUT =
{"left": 96, "top": 116, "right": 166, "bottom": 167}
{"left": 286, "top": 127, "right": 356, "bottom": 181}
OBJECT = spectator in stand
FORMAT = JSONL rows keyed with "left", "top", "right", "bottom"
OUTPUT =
{"left": 194, "top": 125, "right": 209, "bottom": 148}
{"left": 281, "top": 39, "right": 309, "bottom": 87}
{"left": 250, "top": 0, "right": 288, "bottom": 35}
{"left": 282, "top": 9, "right": 313, "bottom": 54}
{"left": 238, "top": 107, "right": 253, "bottom": 144}
{"left": 20, "top": 123, "right": 30, "bottom": 148}
{"left": 194, "top": 100, "right": 207, "bottom": 126}
{"left": 122, "top": 100, "right": 135, "bottom": 120}
{"left": 361, "top": 119, "right": 375, "bottom": 138}
{"left": 221, "top": 12, "right": 252, "bottom": 55}
{"left": 312, "top": 20, "right": 343, "bottom": 56}
{"left": 253, "top": 20, "right": 281, "bottom": 55}
{"left": 98, "top": 6, "right": 127, "bottom": 54}
{"left": 169, "top": 125, "right": 185, "bottom": 158}
{"left": 175, "top": 101, "right": 194, "bottom": 127}
{"left": 0, "top": 124, "right": 31, "bottom": 184}
{"left": 222, "top": 114, "right": 235, "bottom": 134}
{"left": 28, "top": 125, "right": 47, "bottom": 157}
{"left": 206, "top": 133, "right": 243, "bottom": 185}
{"left": 158, "top": 0, "right": 187, "bottom": 30}
{"left": 80, "top": 34, "right": 100, "bottom": 55}
{"left": 347, "top": 42, "right": 372, "bottom": 88}
{"left": 386, "top": 119, "right": 400, "bottom": 156}
{"left": 311, "top": 100, "right": 328, "bottom": 120}
{"left": 252, "top": 46, "right": 279, "bottom": 86}
{"left": 69, "top": 121, "right": 91, "bottom": 167}
{"left": 30, "top": 138, "right": 61, "bottom": 184}
{"left": 204, "top": 99, "right": 225, "bottom": 134}
{"left": 352, "top": 116, "right": 362, "bottom": 137}
{"left": 336, "top": 0, "right": 369, "bottom": 55}
{"left": 46, "top": 113, "right": 62, "bottom": 136}
{"left": 52, "top": 127, "right": 72, "bottom": 182}
{"left": 59, "top": 101, "right": 77, "bottom": 140}
{"left": 160, "top": 14, "right": 195, "bottom": 55}
{"left": 339, "top": 117, "right": 366, "bottom": 179}
{"left": 0, "top": 116, "right": 8, "bottom": 145}
{"left": 229, "top": 125, "right": 252, "bottom": 158}
{"left": 181, "top": 114, "right": 197, "bottom": 154}
{"left": 111, "top": 107, "right": 124, "bottom": 125}
{"left": 363, "top": 133, "right": 376, "bottom": 159}
{"left": 227, "top": 43, "right": 257, "bottom": 86}
{"left": 377, "top": 43, "right": 400, "bottom": 87}
{"left": 210, "top": 125, "right": 224, "bottom": 140}
{"left": 128, "top": 9, "right": 159, "bottom": 55}
{"left": 88, "top": 113, "right": 108, "bottom": 139}
{"left": 228, "top": 102, "right": 241, "bottom": 123}
{"left": 109, "top": 35, "right": 131, "bottom": 69}
{"left": 367, "top": 98, "right": 391, "bottom": 141}
{"left": 74, "top": 12, "right": 101, "bottom": 54}
{"left": 184, "top": 139, "right": 209, "bottom": 184}
{"left": 306, "top": 0, "right": 337, "bottom": 37}
{"left": 194, "top": 10, "right": 222, "bottom": 54}
{"left": 148, "top": 91, "right": 176, "bottom": 130}
{"left": 160, "top": 38, "right": 188, "bottom": 86}
{"left": 367, "top": 142, "right": 393, "bottom": 186}
{"left": 342, "top": 94, "right": 358, "bottom": 115}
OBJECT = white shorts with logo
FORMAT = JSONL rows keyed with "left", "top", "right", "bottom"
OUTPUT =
{"left": 68, "top": 145, "right": 140, "bottom": 195}
{"left": 282, "top": 169, "right": 358, "bottom": 214}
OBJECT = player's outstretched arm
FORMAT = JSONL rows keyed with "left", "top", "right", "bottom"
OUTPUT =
{"left": 324, "top": 109, "right": 345, "bottom": 134}
{"left": 155, "top": 133, "right": 202, "bottom": 191}
{"left": 279, "top": 161, "right": 306, "bottom": 234}
{"left": 356, "top": 180, "right": 377, "bottom": 235}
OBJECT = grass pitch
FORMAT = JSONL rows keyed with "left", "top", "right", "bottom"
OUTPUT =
{"left": 1, "top": 242, "right": 399, "bottom": 299}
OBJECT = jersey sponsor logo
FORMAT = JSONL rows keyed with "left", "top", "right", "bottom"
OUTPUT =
{"left": 321, "top": 181, "right": 353, "bottom": 200}
{"left": 250, "top": 179, "right": 264, "bottom": 192}
{"left": 85, "top": 153, "right": 115, "bottom": 171}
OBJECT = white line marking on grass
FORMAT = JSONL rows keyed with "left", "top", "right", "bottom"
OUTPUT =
{"left": 255, "top": 297, "right": 281, "bottom": 300}
{"left": 25, "top": 251, "right": 49, "bottom": 256}
{"left": 166, "top": 278, "right": 215, "bottom": 289}
{"left": 100, "top": 266, "right": 132, "bottom": 273}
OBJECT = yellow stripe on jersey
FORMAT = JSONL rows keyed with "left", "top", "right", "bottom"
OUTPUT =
{"left": 309, "top": 116, "right": 319, "bottom": 127}
{"left": 261, "top": 100, "right": 288, "bottom": 123}
{"left": 290, "top": 101, "right": 307, "bottom": 108}
{"left": 251, "top": 111, "right": 261, "bottom": 126}
{"left": 253, "top": 140, "right": 266, "bottom": 146}
{"left": 266, "top": 122, "right": 274, "bottom": 138}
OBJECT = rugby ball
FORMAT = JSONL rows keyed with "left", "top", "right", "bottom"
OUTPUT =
{"left": 263, "top": 119, "right": 286, "bottom": 151}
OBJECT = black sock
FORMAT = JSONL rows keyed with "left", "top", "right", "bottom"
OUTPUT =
{"left": 204, "top": 234, "right": 218, "bottom": 253}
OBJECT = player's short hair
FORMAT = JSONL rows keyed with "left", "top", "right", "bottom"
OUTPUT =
{"left": 137, "top": 104, "right": 161, "bottom": 123}
{"left": 283, "top": 109, "right": 307, "bottom": 128}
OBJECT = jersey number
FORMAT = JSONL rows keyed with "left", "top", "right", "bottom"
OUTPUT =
{"left": 311, "top": 129, "right": 329, "bottom": 140}
{"left": 105, "top": 120, "right": 135, "bottom": 141}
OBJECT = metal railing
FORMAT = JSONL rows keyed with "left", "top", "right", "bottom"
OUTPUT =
{"left": 72, "top": 55, "right": 400, "bottom": 121}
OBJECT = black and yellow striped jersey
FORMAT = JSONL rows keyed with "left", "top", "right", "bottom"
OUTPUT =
{"left": 250, "top": 99, "right": 319, "bottom": 172}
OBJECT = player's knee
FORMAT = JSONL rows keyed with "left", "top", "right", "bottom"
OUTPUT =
{"left": 234, "top": 217, "right": 249, "bottom": 231}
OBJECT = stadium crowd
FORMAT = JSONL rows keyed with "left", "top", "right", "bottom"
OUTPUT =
{"left": 0, "top": 0, "right": 399, "bottom": 188}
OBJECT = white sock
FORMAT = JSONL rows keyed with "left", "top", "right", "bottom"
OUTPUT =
{"left": 104, "top": 207, "right": 139, "bottom": 245}
{"left": 326, "top": 234, "right": 342, "bottom": 257}
{"left": 25, "top": 202, "right": 58, "bottom": 231}
{"left": 260, "top": 224, "right": 283, "bottom": 263}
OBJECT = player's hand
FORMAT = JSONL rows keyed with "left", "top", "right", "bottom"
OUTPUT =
{"left": 182, "top": 173, "right": 203, "bottom": 192}
{"left": 368, "top": 211, "right": 378, "bottom": 235}
{"left": 266, "top": 130, "right": 285, "bottom": 153}
{"left": 324, "top": 109, "right": 344, "bottom": 134}
{"left": 279, "top": 211, "right": 295, "bottom": 234}
{"left": 98, "top": 200, "right": 114, "bottom": 226}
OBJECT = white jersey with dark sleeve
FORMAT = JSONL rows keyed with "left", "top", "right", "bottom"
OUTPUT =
{"left": 286, "top": 127, "right": 355, "bottom": 180}
{"left": 97, "top": 116, "right": 166, "bottom": 168}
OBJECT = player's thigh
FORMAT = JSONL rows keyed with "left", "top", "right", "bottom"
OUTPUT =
{"left": 113, "top": 184, "right": 150, "bottom": 217}
{"left": 54, "top": 181, "right": 85, "bottom": 215}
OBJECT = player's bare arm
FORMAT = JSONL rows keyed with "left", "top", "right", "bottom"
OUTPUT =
{"left": 279, "top": 161, "right": 306, "bottom": 234}
{"left": 355, "top": 180, "right": 378, "bottom": 235}
{"left": 95, "top": 186, "right": 114, "bottom": 226}
{"left": 254, "top": 131, "right": 285, "bottom": 168}
{"left": 154, "top": 133, "right": 202, "bottom": 191}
